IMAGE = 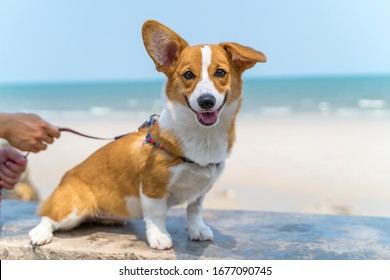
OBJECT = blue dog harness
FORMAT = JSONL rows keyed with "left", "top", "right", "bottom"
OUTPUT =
{"left": 142, "top": 114, "right": 195, "bottom": 164}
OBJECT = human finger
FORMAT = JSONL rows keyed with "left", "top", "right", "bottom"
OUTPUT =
{"left": 33, "top": 142, "right": 47, "bottom": 152}
{"left": 46, "top": 125, "right": 61, "bottom": 139}
{"left": 0, "top": 163, "right": 18, "bottom": 179}
{"left": 0, "top": 172, "right": 19, "bottom": 189}
{"left": 5, "top": 160, "right": 26, "bottom": 173}
{"left": 0, "top": 179, "right": 16, "bottom": 189}
{"left": 3, "top": 148, "right": 27, "bottom": 165}
{"left": 41, "top": 133, "right": 55, "bottom": 144}
{"left": 0, "top": 179, "right": 14, "bottom": 189}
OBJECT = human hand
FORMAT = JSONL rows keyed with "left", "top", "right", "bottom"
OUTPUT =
{"left": 0, "top": 148, "right": 27, "bottom": 189}
{"left": 0, "top": 113, "right": 60, "bottom": 153}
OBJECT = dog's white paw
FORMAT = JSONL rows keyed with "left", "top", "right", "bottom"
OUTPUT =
{"left": 188, "top": 225, "right": 214, "bottom": 241}
{"left": 29, "top": 224, "right": 53, "bottom": 246}
{"left": 147, "top": 231, "right": 173, "bottom": 250}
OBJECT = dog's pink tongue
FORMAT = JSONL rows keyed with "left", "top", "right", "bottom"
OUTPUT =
{"left": 198, "top": 111, "right": 218, "bottom": 125}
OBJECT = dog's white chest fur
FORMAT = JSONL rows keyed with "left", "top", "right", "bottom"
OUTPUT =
{"left": 167, "top": 162, "right": 225, "bottom": 207}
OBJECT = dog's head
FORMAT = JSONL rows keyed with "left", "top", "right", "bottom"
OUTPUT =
{"left": 142, "top": 20, "right": 266, "bottom": 127}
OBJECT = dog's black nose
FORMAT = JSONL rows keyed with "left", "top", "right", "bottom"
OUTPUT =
{"left": 197, "top": 94, "right": 216, "bottom": 110}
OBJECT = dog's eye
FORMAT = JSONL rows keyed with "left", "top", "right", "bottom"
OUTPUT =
{"left": 183, "top": 71, "right": 195, "bottom": 80}
{"left": 215, "top": 68, "right": 226, "bottom": 78}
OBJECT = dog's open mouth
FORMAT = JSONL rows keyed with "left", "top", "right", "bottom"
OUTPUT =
{"left": 185, "top": 94, "right": 227, "bottom": 126}
{"left": 197, "top": 111, "right": 219, "bottom": 126}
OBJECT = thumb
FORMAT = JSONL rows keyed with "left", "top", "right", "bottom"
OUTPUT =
{"left": 4, "top": 148, "right": 27, "bottom": 165}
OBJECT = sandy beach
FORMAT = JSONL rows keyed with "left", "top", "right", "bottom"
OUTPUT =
{"left": 25, "top": 116, "right": 390, "bottom": 218}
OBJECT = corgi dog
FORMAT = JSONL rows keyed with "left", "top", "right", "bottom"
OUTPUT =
{"left": 29, "top": 20, "right": 266, "bottom": 250}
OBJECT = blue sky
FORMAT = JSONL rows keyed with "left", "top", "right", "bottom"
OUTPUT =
{"left": 0, "top": 0, "right": 389, "bottom": 84}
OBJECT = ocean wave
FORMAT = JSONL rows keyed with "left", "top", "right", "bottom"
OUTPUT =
{"left": 30, "top": 109, "right": 152, "bottom": 122}
{"left": 89, "top": 107, "right": 112, "bottom": 116}
{"left": 337, "top": 108, "right": 360, "bottom": 117}
{"left": 358, "top": 99, "right": 386, "bottom": 109}
{"left": 259, "top": 106, "right": 292, "bottom": 116}
{"left": 366, "top": 109, "right": 388, "bottom": 118}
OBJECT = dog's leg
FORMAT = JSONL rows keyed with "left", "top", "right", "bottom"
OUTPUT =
{"left": 140, "top": 192, "right": 172, "bottom": 250}
{"left": 29, "top": 178, "right": 93, "bottom": 246}
{"left": 29, "top": 211, "right": 84, "bottom": 246}
{"left": 186, "top": 194, "right": 214, "bottom": 241}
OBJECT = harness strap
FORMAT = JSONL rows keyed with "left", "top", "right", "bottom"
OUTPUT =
{"left": 142, "top": 115, "right": 195, "bottom": 164}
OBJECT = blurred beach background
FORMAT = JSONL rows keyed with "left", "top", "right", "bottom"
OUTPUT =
{"left": 1, "top": 0, "right": 390, "bottom": 217}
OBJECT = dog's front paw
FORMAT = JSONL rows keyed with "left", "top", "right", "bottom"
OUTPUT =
{"left": 29, "top": 225, "right": 53, "bottom": 246}
{"left": 147, "top": 231, "right": 173, "bottom": 250}
{"left": 188, "top": 225, "right": 214, "bottom": 241}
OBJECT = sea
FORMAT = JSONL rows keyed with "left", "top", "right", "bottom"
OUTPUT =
{"left": 1, "top": 75, "right": 390, "bottom": 121}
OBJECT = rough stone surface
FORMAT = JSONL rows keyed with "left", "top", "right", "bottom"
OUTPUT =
{"left": 1, "top": 200, "right": 390, "bottom": 260}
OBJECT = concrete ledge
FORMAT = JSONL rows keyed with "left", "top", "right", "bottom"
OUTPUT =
{"left": 1, "top": 200, "right": 390, "bottom": 260}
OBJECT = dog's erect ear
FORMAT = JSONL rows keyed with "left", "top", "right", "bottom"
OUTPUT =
{"left": 142, "top": 20, "right": 189, "bottom": 74}
{"left": 220, "top": 42, "right": 266, "bottom": 73}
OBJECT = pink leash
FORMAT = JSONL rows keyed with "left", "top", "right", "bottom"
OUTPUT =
{"left": 58, "top": 127, "right": 115, "bottom": 141}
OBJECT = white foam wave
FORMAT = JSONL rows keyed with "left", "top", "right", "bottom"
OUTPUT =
{"left": 260, "top": 106, "right": 292, "bottom": 116}
{"left": 358, "top": 99, "right": 386, "bottom": 109}
{"left": 28, "top": 109, "right": 152, "bottom": 122}
{"left": 89, "top": 107, "right": 112, "bottom": 116}
{"left": 337, "top": 108, "right": 360, "bottom": 117}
